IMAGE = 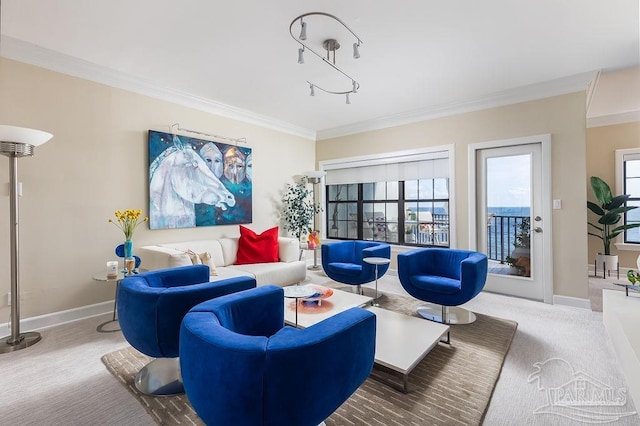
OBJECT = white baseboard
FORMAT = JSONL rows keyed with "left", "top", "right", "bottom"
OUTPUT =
{"left": 0, "top": 301, "right": 113, "bottom": 333}
{"left": 553, "top": 295, "right": 591, "bottom": 309}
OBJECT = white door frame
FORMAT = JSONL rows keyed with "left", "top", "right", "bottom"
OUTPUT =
{"left": 468, "top": 134, "right": 553, "bottom": 304}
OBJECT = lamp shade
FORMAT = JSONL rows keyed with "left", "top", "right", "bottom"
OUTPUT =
{"left": 0, "top": 125, "right": 53, "bottom": 146}
{"left": 303, "top": 171, "right": 326, "bottom": 179}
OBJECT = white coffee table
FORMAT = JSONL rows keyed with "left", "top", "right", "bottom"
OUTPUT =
{"left": 367, "top": 306, "right": 450, "bottom": 393}
{"left": 283, "top": 287, "right": 372, "bottom": 329}
{"left": 283, "top": 287, "right": 449, "bottom": 393}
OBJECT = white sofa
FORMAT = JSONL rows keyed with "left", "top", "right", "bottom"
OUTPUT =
{"left": 139, "top": 237, "right": 306, "bottom": 287}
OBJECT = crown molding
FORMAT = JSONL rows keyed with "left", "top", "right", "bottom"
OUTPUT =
{"left": 1, "top": 37, "right": 317, "bottom": 141}
{"left": 587, "top": 110, "right": 640, "bottom": 128}
{"left": 3, "top": 37, "right": 608, "bottom": 142}
{"left": 317, "top": 71, "right": 598, "bottom": 140}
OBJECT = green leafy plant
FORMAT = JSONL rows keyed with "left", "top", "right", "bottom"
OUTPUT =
{"left": 587, "top": 176, "right": 640, "bottom": 255}
{"left": 281, "top": 177, "right": 322, "bottom": 240}
{"left": 505, "top": 217, "right": 530, "bottom": 268}
{"left": 628, "top": 270, "right": 640, "bottom": 285}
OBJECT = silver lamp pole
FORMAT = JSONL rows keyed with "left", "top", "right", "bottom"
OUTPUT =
{"left": 303, "top": 171, "right": 326, "bottom": 234}
{"left": 303, "top": 171, "right": 326, "bottom": 271}
{"left": 0, "top": 125, "right": 53, "bottom": 353}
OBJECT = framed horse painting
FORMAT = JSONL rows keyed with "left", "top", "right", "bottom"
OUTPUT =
{"left": 148, "top": 130, "right": 252, "bottom": 229}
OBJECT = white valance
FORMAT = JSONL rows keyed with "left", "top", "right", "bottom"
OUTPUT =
{"left": 325, "top": 151, "right": 449, "bottom": 185}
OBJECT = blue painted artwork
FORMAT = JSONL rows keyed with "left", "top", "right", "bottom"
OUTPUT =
{"left": 148, "top": 130, "right": 252, "bottom": 229}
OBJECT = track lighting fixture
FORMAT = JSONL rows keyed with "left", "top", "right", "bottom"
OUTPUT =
{"left": 290, "top": 12, "right": 363, "bottom": 103}
{"left": 299, "top": 20, "right": 307, "bottom": 40}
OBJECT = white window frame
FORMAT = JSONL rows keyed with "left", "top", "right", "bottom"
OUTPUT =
{"left": 614, "top": 147, "right": 640, "bottom": 252}
{"left": 319, "top": 144, "right": 456, "bottom": 247}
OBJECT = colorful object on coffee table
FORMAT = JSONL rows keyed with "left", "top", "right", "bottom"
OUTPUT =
{"left": 302, "top": 285, "right": 333, "bottom": 303}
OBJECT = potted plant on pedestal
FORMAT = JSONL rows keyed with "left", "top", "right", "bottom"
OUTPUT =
{"left": 281, "top": 177, "right": 322, "bottom": 242}
{"left": 587, "top": 176, "right": 640, "bottom": 277}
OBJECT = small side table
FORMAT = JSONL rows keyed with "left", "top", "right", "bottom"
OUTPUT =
{"left": 93, "top": 271, "right": 125, "bottom": 333}
{"left": 92, "top": 269, "right": 145, "bottom": 333}
{"left": 283, "top": 285, "right": 316, "bottom": 327}
{"left": 300, "top": 244, "right": 322, "bottom": 270}
{"left": 363, "top": 257, "right": 391, "bottom": 307}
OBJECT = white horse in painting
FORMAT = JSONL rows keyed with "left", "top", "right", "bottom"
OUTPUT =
{"left": 150, "top": 136, "right": 236, "bottom": 229}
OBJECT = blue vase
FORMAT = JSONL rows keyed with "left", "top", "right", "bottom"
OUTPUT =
{"left": 124, "top": 240, "right": 133, "bottom": 258}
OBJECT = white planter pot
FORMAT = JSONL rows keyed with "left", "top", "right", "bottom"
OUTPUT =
{"left": 595, "top": 253, "right": 618, "bottom": 273}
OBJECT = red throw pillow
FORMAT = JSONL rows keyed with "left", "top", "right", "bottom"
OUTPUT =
{"left": 236, "top": 225, "right": 280, "bottom": 265}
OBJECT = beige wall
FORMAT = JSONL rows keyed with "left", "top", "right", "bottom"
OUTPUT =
{"left": 317, "top": 92, "right": 589, "bottom": 299}
{"left": 0, "top": 58, "right": 315, "bottom": 319}
{"left": 586, "top": 121, "right": 640, "bottom": 268}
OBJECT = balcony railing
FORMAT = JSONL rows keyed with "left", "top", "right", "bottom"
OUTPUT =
{"left": 486, "top": 215, "right": 529, "bottom": 263}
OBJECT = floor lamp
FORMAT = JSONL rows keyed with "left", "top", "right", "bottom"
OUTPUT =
{"left": 304, "top": 171, "right": 325, "bottom": 270}
{"left": 0, "top": 125, "right": 53, "bottom": 353}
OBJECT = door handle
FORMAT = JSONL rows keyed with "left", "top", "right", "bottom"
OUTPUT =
{"left": 534, "top": 227, "right": 543, "bottom": 233}
{"left": 534, "top": 216, "right": 542, "bottom": 221}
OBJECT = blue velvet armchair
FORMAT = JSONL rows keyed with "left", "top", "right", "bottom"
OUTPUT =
{"left": 321, "top": 240, "right": 391, "bottom": 294}
{"left": 180, "top": 285, "right": 376, "bottom": 426}
{"left": 117, "top": 265, "right": 256, "bottom": 396}
{"left": 397, "top": 248, "right": 488, "bottom": 324}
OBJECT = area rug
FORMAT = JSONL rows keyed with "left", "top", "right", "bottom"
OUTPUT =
{"left": 102, "top": 291, "right": 517, "bottom": 426}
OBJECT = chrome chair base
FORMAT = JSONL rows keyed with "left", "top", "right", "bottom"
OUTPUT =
{"left": 416, "top": 304, "right": 477, "bottom": 325}
{"left": 134, "top": 357, "right": 184, "bottom": 396}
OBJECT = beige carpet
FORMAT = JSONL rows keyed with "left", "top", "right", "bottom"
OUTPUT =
{"left": 102, "top": 292, "right": 517, "bottom": 426}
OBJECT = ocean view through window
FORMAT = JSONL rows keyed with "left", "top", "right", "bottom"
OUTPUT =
{"left": 322, "top": 148, "right": 452, "bottom": 248}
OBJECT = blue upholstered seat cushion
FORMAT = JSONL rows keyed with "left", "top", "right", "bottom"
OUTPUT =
{"left": 410, "top": 275, "right": 461, "bottom": 295}
{"left": 327, "top": 262, "right": 362, "bottom": 277}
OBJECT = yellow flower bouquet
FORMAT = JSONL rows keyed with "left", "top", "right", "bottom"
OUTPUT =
{"left": 109, "top": 209, "right": 148, "bottom": 240}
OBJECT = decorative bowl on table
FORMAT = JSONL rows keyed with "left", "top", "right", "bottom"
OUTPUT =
{"left": 302, "top": 285, "right": 333, "bottom": 303}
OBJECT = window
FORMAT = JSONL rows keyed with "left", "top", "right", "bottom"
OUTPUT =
{"left": 616, "top": 148, "right": 640, "bottom": 248}
{"left": 323, "top": 148, "right": 452, "bottom": 247}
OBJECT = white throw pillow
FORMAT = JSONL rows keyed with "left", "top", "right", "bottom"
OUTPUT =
{"left": 199, "top": 251, "right": 219, "bottom": 276}
{"left": 181, "top": 249, "right": 218, "bottom": 276}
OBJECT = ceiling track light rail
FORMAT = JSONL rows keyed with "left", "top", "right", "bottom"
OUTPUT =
{"left": 290, "top": 12, "right": 363, "bottom": 103}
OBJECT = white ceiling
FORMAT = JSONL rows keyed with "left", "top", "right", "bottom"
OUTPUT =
{"left": 1, "top": 0, "right": 639, "bottom": 139}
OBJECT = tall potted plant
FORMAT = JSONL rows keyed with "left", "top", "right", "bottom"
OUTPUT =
{"left": 281, "top": 177, "right": 322, "bottom": 241}
{"left": 587, "top": 176, "right": 640, "bottom": 274}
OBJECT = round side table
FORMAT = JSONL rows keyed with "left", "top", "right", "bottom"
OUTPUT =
{"left": 92, "top": 269, "right": 145, "bottom": 333}
{"left": 363, "top": 257, "right": 391, "bottom": 307}
{"left": 300, "top": 244, "right": 322, "bottom": 270}
{"left": 283, "top": 285, "right": 316, "bottom": 327}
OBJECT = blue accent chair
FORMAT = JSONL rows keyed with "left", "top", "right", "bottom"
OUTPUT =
{"left": 397, "top": 248, "right": 488, "bottom": 324}
{"left": 115, "top": 244, "right": 141, "bottom": 269}
{"left": 117, "top": 265, "right": 256, "bottom": 396}
{"left": 180, "top": 285, "right": 376, "bottom": 426}
{"left": 321, "top": 241, "right": 391, "bottom": 294}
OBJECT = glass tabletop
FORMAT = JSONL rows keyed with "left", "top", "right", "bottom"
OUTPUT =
{"left": 92, "top": 269, "right": 145, "bottom": 282}
{"left": 363, "top": 257, "right": 391, "bottom": 265}
{"left": 283, "top": 285, "right": 316, "bottom": 299}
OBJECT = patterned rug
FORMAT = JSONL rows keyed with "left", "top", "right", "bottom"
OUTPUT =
{"left": 102, "top": 291, "right": 517, "bottom": 426}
